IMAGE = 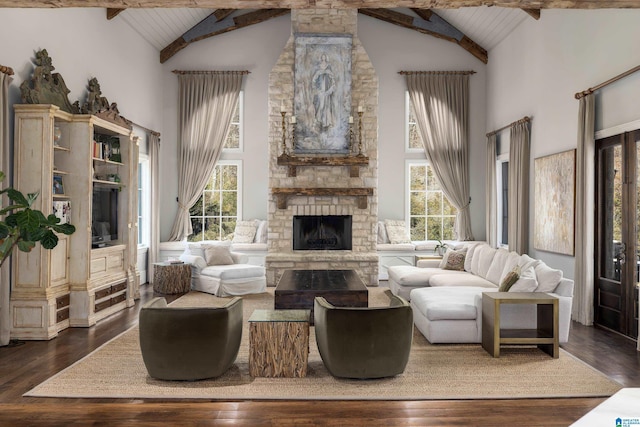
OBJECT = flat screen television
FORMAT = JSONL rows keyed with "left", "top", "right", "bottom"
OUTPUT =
{"left": 92, "top": 187, "right": 118, "bottom": 247}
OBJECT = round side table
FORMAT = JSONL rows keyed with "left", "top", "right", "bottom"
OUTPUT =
{"left": 153, "top": 262, "right": 192, "bottom": 294}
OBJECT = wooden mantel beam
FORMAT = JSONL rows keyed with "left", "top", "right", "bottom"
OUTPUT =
{"left": 360, "top": 8, "right": 488, "bottom": 63}
{"left": 0, "top": 1, "right": 638, "bottom": 9}
{"left": 106, "top": 8, "right": 124, "bottom": 20}
{"left": 160, "top": 9, "right": 289, "bottom": 63}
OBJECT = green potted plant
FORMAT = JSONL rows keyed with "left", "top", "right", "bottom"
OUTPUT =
{"left": 434, "top": 238, "right": 449, "bottom": 257}
{"left": 0, "top": 171, "right": 75, "bottom": 267}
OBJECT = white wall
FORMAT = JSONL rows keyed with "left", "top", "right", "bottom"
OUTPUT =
{"left": 0, "top": 8, "right": 163, "bottom": 132}
{"left": 157, "top": 13, "right": 488, "bottom": 241}
{"left": 486, "top": 9, "right": 640, "bottom": 278}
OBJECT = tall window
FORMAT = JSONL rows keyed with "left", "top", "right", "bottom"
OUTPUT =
{"left": 496, "top": 154, "right": 509, "bottom": 247}
{"left": 406, "top": 91, "right": 457, "bottom": 241}
{"left": 188, "top": 93, "right": 243, "bottom": 242}
{"left": 408, "top": 161, "right": 457, "bottom": 241}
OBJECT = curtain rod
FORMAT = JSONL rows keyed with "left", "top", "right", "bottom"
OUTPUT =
{"left": 575, "top": 64, "right": 640, "bottom": 99}
{"left": 172, "top": 70, "right": 250, "bottom": 75}
{"left": 0, "top": 65, "right": 14, "bottom": 76}
{"left": 486, "top": 116, "right": 531, "bottom": 137}
{"left": 398, "top": 70, "right": 476, "bottom": 75}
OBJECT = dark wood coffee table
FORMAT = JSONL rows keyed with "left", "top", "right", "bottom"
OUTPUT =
{"left": 274, "top": 269, "right": 368, "bottom": 324}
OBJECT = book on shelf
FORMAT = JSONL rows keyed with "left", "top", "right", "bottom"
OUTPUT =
{"left": 52, "top": 200, "right": 71, "bottom": 224}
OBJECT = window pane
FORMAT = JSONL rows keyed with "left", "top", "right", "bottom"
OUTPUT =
{"left": 410, "top": 192, "right": 426, "bottom": 215}
{"left": 188, "top": 218, "right": 203, "bottom": 242}
{"left": 409, "top": 123, "right": 422, "bottom": 150}
{"left": 410, "top": 217, "right": 426, "bottom": 241}
{"left": 203, "top": 218, "right": 220, "bottom": 241}
{"left": 410, "top": 165, "right": 426, "bottom": 191}
{"left": 426, "top": 167, "right": 439, "bottom": 191}
{"left": 221, "top": 218, "right": 236, "bottom": 240}
{"left": 221, "top": 191, "right": 237, "bottom": 216}
{"left": 205, "top": 191, "right": 220, "bottom": 216}
{"left": 443, "top": 217, "right": 456, "bottom": 240}
{"left": 189, "top": 195, "right": 204, "bottom": 216}
{"left": 442, "top": 196, "right": 456, "bottom": 216}
{"left": 426, "top": 217, "right": 441, "bottom": 240}
{"left": 224, "top": 125, "right": 240, "bottom": 149}
{"left": 222, "top": 165, "right": 238, "bottom": 189}
{"left": 427, "top": 192, "right": 442, "bottom": 215}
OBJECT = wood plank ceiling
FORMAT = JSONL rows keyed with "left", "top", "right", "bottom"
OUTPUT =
{"left": 3, "top": 0, "right": 635, "bottom": 63}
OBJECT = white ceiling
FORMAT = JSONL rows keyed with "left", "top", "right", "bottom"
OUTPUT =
{"left": 119, "top": 6, "right": 529, "bottom": 56}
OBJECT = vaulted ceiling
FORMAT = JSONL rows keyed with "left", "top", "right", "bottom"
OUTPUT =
{"left": 1, "top": 1, "right": 634, "bottom": 64}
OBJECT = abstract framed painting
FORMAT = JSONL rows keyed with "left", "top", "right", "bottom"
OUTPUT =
{"left": 293, "top": 33, "right": 352, "bottom": 154}
{"left": 534, "top": 149, "right": 576, "bottom": 256}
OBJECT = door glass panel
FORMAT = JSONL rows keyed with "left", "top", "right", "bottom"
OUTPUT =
{"left": 600, "top": 144, "right": 623, "bottom": 281}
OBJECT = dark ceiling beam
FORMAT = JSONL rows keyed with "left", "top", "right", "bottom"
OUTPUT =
{"left": 522, "top": 8, "right": 541, "bottom": 19}
{"left": 160, "top": 9, "right": 290, "bottom": 64}
{"left": 106, "top": 8, "right": 124, "bottom": 20}
{"left": 359, "top": 8, "right": 488, "bottom": 64}
{"left": 1, "top": 1, "right": 638, "bottom": 9}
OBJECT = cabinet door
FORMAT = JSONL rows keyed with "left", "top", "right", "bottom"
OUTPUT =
{"left": 50, "top": 234, "right": 69, "bottom": 286}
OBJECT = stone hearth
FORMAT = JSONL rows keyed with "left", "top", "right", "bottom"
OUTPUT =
{"left": 266, "top": 9, "right": 379, "bottom": 287}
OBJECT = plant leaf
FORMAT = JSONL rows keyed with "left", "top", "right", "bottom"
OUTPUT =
{"left": 40, "top": 231, "right": 58, "bottom": 249}
{"left": 6, "top": 188, "right": 30, "bottom": 207}
{"left": 17, "top": 240, "right": 36, "bottom": 253}
{"left": 16, "top": 209, "right": 41, "bottom": 232}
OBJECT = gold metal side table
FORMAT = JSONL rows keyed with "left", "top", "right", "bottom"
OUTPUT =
{"left": 482, "top": 292, "right": 559, "bottom": 358}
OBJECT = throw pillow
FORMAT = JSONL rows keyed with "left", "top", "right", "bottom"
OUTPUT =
{"left": 441, "top": 248, "right": 466, "bottom": 271}
{"left": 499, "top": 265, "right": 521, "bottom": 292}
{"left": 384, "top": 220, "right": 411, "bottom": 244}
{"left": 202, "top": 244, "right": 234, "bottom": 266}
{"left": 255, "top": 220, "right": 268, "bottom": 243}
{"left": 508, "top": 266, "right": 539, "bottom": 292}
{"left": 377, "top": 221, "right": 390, "bottom": 244}
{"left": 232, "top": 220, "right": 258, "bottom": 244}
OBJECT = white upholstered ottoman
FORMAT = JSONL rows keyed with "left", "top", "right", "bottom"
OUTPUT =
{"left": 409, "top": 286, "right": 488, "bottom": 343}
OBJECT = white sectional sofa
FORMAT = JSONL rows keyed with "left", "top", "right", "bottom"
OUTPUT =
{"left": 387, "top": 243, "right": 574, "bottom": 344}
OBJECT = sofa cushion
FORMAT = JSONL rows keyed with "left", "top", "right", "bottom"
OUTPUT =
{"left": 388, "top": 266, "right": 467, "bottom": 287}
{"left": 377, "top": 243, "right": 416, "bottom": 251}
{"left": 534, "top": 262, "right": 563, "bottom": 293}
{"left": 377, "top": 221, "right": 390, "bottom": 244}
{"left": 384, "top": 220, "right": 411, "bottom": 244}
{"left": 202, "top": 244, "right": 234, "bottom": 266}
{"left": 201, "top": 264, "right": 265, "bottom": 280}
{"left": 463, "top": 242, "right": 482, "bottom": 272}
{"left": 410, "top": 287, "right": 483, "bottom": 321}
{"left": 232, "top": 220, "right": 259, "bottom": 244}
{"left": 518, "top": 254, "right": 540, "bottom": 271}
{"left": 470, "top": 245, "right": 497, "bottom": 279}
{"left": 509, "top": 266, "right": 538, "bottom": 292}
{"left": 255, "top": 220, "right": 268, "bottom": 243}
{"left": 485, "top": 248, "right": 510, "bottom": 285}
{"left": 499, "top": 251, "right": 521, "bottom": 284}
{"left": 429, "top": 273, "right": 496, "bottom": 288}
{"left": 412, "top": 240, "right": 438, "bottom": 251}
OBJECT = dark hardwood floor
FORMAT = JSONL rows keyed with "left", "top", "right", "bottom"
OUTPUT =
{"left": 1, "top": 283, "right": 638, "bottom": 426}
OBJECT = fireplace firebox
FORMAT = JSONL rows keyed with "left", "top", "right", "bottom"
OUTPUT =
{"left": 293, "top": 215, "right": 352, "bottom": 250}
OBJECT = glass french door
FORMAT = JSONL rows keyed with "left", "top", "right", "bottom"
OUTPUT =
{"left": 595, "top": 130, "right": 639, "bottom": 339}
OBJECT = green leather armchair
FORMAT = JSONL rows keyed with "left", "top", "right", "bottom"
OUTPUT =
{"left": 314, "top": 295, "right": 413, "bottom": 379}
{"left": 139, "top": 296, "right": 243, "bottom": 381}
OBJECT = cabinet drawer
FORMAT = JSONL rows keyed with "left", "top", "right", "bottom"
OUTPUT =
{"left": 111, "top": 293, "right": 126, "bottom": 305}
{"left": 56, "top": 294, "right": 70, "bottom": 309}
{"left": 56, "top": 307, "right": 70, "bottom": 323}
{"left": 111, "top": 282, "right": 127, "bottom": 293}
{"left": 95, "top": 288, "right": 112, "bottom": 300}
{"left": 94, "top": 299, "right": 111, "bottom": 313}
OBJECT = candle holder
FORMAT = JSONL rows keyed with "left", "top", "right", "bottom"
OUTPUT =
{"left": 291, "top": 121, "right": 296, "bottom": 152}
{"left": 349, "top": 122, "right": 354, "bottom": 154}
{"left": 280, "top": 111, "right": 288, "bottom": 156}
{"left": 357, "top": 110, "right": 364, "bottom": 156}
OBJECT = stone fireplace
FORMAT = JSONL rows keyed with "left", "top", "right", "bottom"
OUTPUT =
{"left": 266, "top": 9, "right": 379, "bottom": 286}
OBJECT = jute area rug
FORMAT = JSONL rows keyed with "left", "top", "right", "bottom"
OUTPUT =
{"left": 25, "top": 287, "right": 622, "bottom": 400}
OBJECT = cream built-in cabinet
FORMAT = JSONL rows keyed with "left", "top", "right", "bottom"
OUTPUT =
{"left": 11, "top": 104, "right": 138, "bottom": 339}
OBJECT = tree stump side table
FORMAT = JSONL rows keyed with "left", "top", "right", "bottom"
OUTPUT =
{"left": 248, "top": 309, "right": 310, "bottom": 377}
{"left": 153, "top": 262, "right": 192, "bottom": 294}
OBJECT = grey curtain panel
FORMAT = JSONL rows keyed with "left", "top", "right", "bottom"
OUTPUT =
{"left": 148, "top": 132, "right": 161, "bottom": 283}
{"left": 1, "top": 70, "right": 12, "bottom": 346}
{"left": 406, "top": 73, "right": 474, "bottom": 241}
{"left": 507, "top": 121, "right": 530, "bottom": 255}
{"left": 573, "top": 94, "right": 595, "bottom": 325}
{"left": 485, "top": 134, "right": 497, "bottom": 248}
{"left": 168, "top": 72, "right": 244, "bottom": 241}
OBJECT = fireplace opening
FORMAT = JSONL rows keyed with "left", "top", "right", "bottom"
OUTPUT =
{"left": 293, "top": 215, "right": 352, "bottom": 250}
